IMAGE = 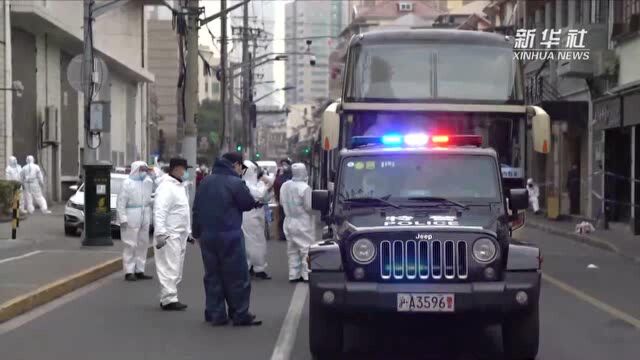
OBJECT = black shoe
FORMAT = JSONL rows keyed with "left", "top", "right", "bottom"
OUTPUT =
{"left": 232, "top": 313, "right": 262, "bottom": 326}
{"left": 210, "top": 319, "right": 229, "bottom": 326}
{"left": 254, "top": 272, "right": 272, "bottom": 280}
{"left": 135, "top": 272, "right": 153, "bottom": 280}
{"left": 125, "top": 273, "right": 137, "bottom": 281}
{"left": 161, "top": 302, "right": 188, "bottom": 311}
{"left": 289, "top": 277, "right": 303, "bottom": 283}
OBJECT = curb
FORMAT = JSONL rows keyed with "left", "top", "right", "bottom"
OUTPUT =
{"left": 527, "top": 221, "right": 640, "bottom": 264}
{"left": 527, "top": 220, "right": 620, "bottom": 253}
{"left": 0, "top": 257, "right": 121, "bottom": 323}
{"left": 0, "top": 247, "right": 154, "bottom": 323}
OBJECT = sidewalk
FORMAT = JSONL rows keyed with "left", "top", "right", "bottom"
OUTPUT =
{"left": 0, "top": 204, "right": 128, "bottom": 322}
{"left": 526, "top": 212, "right": 640, "bottom": 264}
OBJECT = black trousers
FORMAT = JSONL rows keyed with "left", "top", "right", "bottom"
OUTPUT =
{"left": 569, "top": 190, "right": 580, "bottom": 214}
{"left": 278, "top": 205, "right": 286, "bottom": 241}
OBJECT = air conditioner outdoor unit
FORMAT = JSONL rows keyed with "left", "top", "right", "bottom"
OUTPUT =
{"left": 592, "top": 50, "right": 618, "bottom": 78}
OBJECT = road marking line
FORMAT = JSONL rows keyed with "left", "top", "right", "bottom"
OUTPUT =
{"left": 0, "top": 271, "right": 121, "bottom": 335}
{"left": 543, "top": 272, "right": 640, "bottom": 329}
{"left": 270, "top": 283, "right": 309, "bottom": 360}
{"left": 0, "top": 250, "right": 42, "bottom": 265}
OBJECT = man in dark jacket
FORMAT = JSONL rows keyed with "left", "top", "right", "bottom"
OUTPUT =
{"left": 192, "top": 152, "right": 263, "bottom": 326}
{"left": 273, "top": 159, "right": 292, "bottom": 241}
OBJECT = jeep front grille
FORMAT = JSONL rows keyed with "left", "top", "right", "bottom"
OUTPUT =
{"left": 379, "top": 240, "right": 468, "bottom": 280}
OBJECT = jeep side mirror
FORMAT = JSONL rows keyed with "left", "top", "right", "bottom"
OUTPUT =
{"left": 312, "top": 190, "right": 330, "bottom": 214}
{"left": 329, "top": 170, "right": 336, "bottom": 182}
{"left": 509, "top": 188, "right": 528, "bottom": 211}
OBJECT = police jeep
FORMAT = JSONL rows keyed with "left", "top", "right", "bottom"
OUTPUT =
{"left": 308, "top": 133, "right": 541, "bottom": 360}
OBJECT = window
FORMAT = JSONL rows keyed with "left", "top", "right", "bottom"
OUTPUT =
{"left": 623, "top": 0, "right": 640, "bottom": 23}
{"left": 595, "top": 0, "right": 609, "bottom": 23}
{"left": 613, "top": 0, "right": 640, "bottom": 37}
{"left": 349, "top": 43, "right": 515, "bottom": 102}
{"left": 398, "top": 2, "right": 413, "bottom": 12}
{"left": 561, "top": 0, "right": 569, "bottom": 27}
{"left": 575, "top": 0, "right": 583, "bottom": 25}
{"left": 204, "top": 81, "right": 209, "bottom": 94}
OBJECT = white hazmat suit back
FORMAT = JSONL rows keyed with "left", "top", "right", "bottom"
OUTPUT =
{"left": 280, "top": 163, "right": 314, "bottom": 281}
{"left": 153, "top": 173, "right": 191, "bottom": 306}
{"left": 20, "top": 155, "right": 49, "bottom": 214}
{"left": 117, "top": 161, "right": 154, "bottom": 275}
{"left": 241, "top": 160, "right": 269, "bottom": 273}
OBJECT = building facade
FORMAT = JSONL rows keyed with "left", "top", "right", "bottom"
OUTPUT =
{"left": 285, "top": 0, "right": 347, "bottom": 105}
{"left": 9, "top": 0, "right": 154, "bottom": 202}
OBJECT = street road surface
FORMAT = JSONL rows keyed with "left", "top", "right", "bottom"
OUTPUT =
{"left": 1, "top": 227, "right": 640, "bottom": 359}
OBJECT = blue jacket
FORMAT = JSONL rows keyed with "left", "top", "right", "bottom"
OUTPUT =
{"left": 192, "top": 158, "right": 256, "bottom": 240}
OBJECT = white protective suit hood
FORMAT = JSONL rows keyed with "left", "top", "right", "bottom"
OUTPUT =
{"left": 128, "top": 161, "right": 149, "bottom": 181}
{"left": 291, "top": 163, "right": 308, "bottom": 182}
{"left": 527, "top": 178, "right": 534, "bottom": 185}
{"left": 8, "top": 156, "right": 18, "bottom": 168}
{"left": 6, "top": 156, "right": 22, "bottom": 183}
{"left": 242, "top": 160, "right": 259, "bottom": 186}
{"left": 26, "top": 155, "right": 35, "bottom": 165}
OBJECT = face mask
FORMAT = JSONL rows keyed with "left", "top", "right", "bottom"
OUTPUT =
{"left": 182, "top": 171, "right": 190, "bottom": 181}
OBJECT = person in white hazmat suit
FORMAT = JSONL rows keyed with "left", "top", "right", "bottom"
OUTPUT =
{"left": 280, "top": 163, "right": 314, "bottom": 282}
{"left": 241, "top": 160, "right": 272, "bottom": 280}
{"left": 153, "top": 158, "right": 193, "bottom": 311}
{"left": 5, "top": 156, "right": 26, "bottom": 214}
{"left": 20, "top": 155, "right": 50, "bottom": 214}
{"left": 527, "top": 178, "right": 541, "bottom": 214}
{"left": 118, "top": 161, "right": 155, "bottom": 282}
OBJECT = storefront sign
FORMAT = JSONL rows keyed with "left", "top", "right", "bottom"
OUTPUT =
{"left": 593, "top": 97, "right": 621, "bottom": 130}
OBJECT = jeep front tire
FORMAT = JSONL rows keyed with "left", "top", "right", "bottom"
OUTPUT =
{"left": 502, "top": 302, "right": 539, "bottom": 360}
{"left": 309, "top": 301, "right": 343, "bottom": 359}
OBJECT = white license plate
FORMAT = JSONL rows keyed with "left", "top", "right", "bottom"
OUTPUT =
{"left": 397, "top": 293, "right": 455, "bottom": 313}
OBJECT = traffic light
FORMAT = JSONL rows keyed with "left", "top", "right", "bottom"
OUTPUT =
{"left": 236, "top": 144, "right": 242, "bottom": 152}
{"left": 304, "top": 147, "right": 310, "bottom": 154}
{"left": 256, "top": 152, "right": 261, "bottom": 159}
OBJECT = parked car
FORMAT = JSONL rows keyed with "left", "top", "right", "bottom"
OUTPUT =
{"left": 64, "top": 173, "right": 128, "bottom": 237}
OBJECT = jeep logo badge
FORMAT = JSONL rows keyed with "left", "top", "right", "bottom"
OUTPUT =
{"left": 415, "top": 233, "right": 433, "bottom": 240}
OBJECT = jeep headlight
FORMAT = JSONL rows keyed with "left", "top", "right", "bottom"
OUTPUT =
{"left": 352, "top": 238, "right": 376, "bottom": 264}
{"left": 473, "top": 238, "right": 497, "bottom": 262}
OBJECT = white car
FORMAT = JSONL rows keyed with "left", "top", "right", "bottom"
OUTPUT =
{"left": 64, "top": 173, "right": 128, "bottom": 236}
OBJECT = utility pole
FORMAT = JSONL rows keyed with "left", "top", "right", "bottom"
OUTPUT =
{"left": 220, "top": 0, "right": 228, "bottom": 153}
{"left": 83, "top": 0, "right": 96, "bottom": 164}
{"left": 184, "top": 0, "right": 199, "bottom": 203}
{"left": 241, "top": 0, "right": 250, "bottom": 157}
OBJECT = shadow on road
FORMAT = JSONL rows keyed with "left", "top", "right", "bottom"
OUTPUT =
{"left": 337, "top": 321, "right": 505, "bottom": 360}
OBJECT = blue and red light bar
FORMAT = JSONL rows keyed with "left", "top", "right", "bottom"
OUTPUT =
{"left": 351, "top": 133, "right": 483, "bottom": 149}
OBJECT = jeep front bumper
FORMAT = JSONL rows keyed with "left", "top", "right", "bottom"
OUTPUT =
{"left": 309, "top": 271, "right": 540, "bottom": 315}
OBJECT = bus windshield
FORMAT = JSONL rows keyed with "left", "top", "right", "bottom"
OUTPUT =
{"left": 348, "top": 43, "right": 517, "bottom": 102}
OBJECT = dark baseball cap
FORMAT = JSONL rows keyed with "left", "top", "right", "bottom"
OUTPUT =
{"left": 169, "top": 157, "right": 192, "bottom": 170}
{"left": 222, "top": 152, "right": 247, "bottom": 169}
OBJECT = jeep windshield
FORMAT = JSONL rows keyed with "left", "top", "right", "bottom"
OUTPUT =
{"left": 338, "top": 154, "right": 501, "bottom": 204}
